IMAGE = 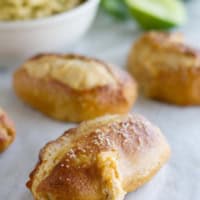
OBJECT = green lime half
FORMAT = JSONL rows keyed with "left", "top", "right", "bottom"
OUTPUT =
{"left": 125, "top": 0, "right": 187, "bottom": 29}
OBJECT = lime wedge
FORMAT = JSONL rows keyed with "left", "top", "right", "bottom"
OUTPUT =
{"left": 125, "top": 0, "right": 187, "bottom": 29}
{"left": 101, "top": 0, "right": 129, "bottom": 19}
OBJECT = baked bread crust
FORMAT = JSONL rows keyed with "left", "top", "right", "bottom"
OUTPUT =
{"left": 0, "top": 108, "right": 15, "bottom": 152}
{"left": 27, "top": 114, "right": 170, "bottom": 200}
{"left": 127, "top": 31, "right": 200, "bottom": 105}
{"left": 14, "top": 54, "right": 137, "bottom": 122}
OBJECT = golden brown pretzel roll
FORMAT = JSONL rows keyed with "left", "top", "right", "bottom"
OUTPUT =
{"left": 14, "top": 54, "right": 137, "bottom": 122}
{"left": 127, "top": 31, "right": 200, "bottom": 105}
{"left": 27, "top": 114, "right": 170, "bottom": 200}
{"left": 0, "top": 108, "right": 15, "bottom": 152}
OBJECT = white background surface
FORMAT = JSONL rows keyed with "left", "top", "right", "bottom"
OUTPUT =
{"left": 0, "top": 1, "right": 200, "bottom": 199}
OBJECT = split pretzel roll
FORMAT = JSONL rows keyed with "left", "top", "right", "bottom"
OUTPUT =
{"left": 14, "top": 54, "right": 137, "bottom": 122}
{"left": 127, "top": 31, "right": 200, "bottom": 105}
{"left": 27, "top": 114, "right": 170, "bottom": 200}
{"left": 0, "top": 108, "right": 15, "bottom": 152}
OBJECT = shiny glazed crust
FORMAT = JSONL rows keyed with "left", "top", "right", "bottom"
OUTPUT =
{"left": 0, "top": 108, "right": 15, "bottom": 152}
{"left": 127, "top": 31, "right": 200, "bottom": 105}
{"left": 27, "top": 114, "right": 170, "bottom": 200}
{"left": 14, "top": 54, "right": 137, "bottom": 122}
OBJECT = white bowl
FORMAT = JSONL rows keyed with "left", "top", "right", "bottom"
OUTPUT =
{"left": 0, "top": 0, "right": 99, "bottom": 67}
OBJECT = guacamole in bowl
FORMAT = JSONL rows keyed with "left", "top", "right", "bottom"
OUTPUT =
{"left": 0, "top": 0, "right": 84, "bottom": 21}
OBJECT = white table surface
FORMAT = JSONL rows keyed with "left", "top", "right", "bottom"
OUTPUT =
{"left": 0, "top": 1, "right": 200, "bottom": 199}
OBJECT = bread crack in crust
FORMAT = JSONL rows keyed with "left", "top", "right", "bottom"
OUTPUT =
{"left": 128, "top": 31, "right": 200, "bottom": 105}
{"left": 27, "top": 114, "right": 170, "bottom": 200}
{"left": 23, "top": 54, "right": 117, "bottom": 90}
{"left": 14, "top": 54, "right": 137, "bottom": 122}
{"left": 0, "top": 108, "right": 15, "bottom": 152}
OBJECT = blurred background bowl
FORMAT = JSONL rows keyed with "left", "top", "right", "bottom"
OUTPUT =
{"left": 0, "top": 0, "right": 99, "bottom": 68}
